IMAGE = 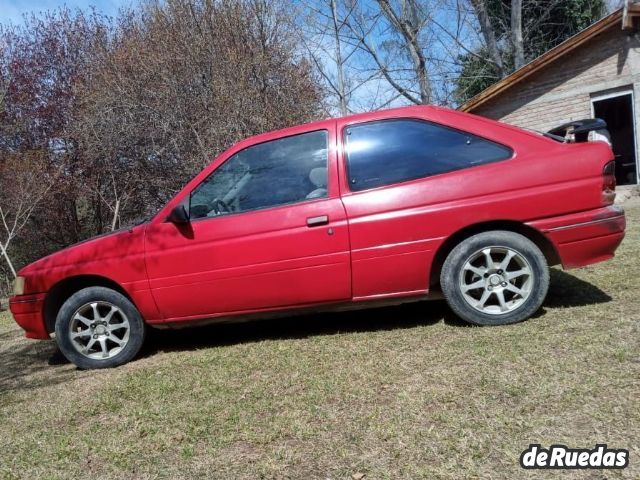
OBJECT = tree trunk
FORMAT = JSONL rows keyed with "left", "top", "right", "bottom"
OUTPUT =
{"left": 0, "top": 241, "right": 16, "bottom": 279}
{"left": 330, "top": 0, "right": 348, "bottom": 115}
{"left": 408, "top": 43, "right": 431, "bottom": 104}
{"left": 111, "top": 199, "right": 120, "bottom": 231}
{"left": 405, "top": 0, "right": 431, "bottom": 104}
{"left": 471, "top": 0, "right": 505, "bottom": 78}
{"left": 377, "top": 0, "right": 432, "bottom": 104}
{"left": 511, "top": 0, "right": 525, "bottom": 70}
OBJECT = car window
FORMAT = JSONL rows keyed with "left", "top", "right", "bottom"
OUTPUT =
{"left": 344, "top": 119, "right": 512, "bottom": 191}
{"left": 189, "top": 130, "right": 329, "bottom": 219}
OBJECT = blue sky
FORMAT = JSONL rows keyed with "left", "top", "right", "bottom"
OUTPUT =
{"left": 0, "top": 0, "right": 133, "bottom": 24}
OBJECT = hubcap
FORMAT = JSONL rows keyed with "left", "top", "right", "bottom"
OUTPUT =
{"left": 459, "top": 246, "right": 533, "bottom": 315}
{"left": 68, "top": 301, "right": 130, "bottom": 360}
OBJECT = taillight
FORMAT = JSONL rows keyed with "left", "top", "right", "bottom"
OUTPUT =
{"left": 602, "top": 161, "right": 616, "bottom": 204}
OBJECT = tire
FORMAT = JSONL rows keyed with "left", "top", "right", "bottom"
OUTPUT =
{"left": 440, "top": 231, "right": 549, "bottom": 326}
{"left": 54, "top": 286, "right": 146, "bottom": 369}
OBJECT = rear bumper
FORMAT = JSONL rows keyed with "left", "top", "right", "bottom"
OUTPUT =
{"left": 8, "top": 293, "right": 49, "bottom": 340}
{"left": 529, "top": 205, "right": 626, "bottom": 269}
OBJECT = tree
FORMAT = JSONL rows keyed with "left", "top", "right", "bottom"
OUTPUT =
{"left": 377, "top": 0, "right": 432, "bottom": 104}
{"left": 72, "top": 0, "right": 322, "bottom": 218}
{"left": 0, "top": 9, "right": 103, "bottom": 269}
{"left": 345, "top": 0, "right": 434, "bottom": 105}
{"left": 470, "top": 0, "right": 505, "bottom": 77}
{"left": 0, "top": 0, "right": 323, "bottom": 294}
{"left": 0, "top": 155, "right": 58, "bottom": 278}
{"left": 300, "top": 0, "right": 350, "bottom": 115}
{"left": 454, "top": 0, "right": 606, "bottom": 104}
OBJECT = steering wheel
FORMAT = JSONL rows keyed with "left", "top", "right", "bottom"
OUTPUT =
{"left": 212, "top": 198, "right": 231, "bottom": 215}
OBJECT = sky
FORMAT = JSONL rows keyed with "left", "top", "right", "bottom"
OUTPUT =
{"left": 0, "top": 0, "right": 132, "bottom": 24}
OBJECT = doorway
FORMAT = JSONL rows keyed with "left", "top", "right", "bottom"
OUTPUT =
{"left": 591, "top": 91, "right": 638, "bottom": 185}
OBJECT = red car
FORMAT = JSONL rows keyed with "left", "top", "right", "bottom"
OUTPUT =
{"left": 9, "top": 106, "right": 625, "bottom": 369}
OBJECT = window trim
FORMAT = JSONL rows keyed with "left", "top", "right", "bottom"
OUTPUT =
{"left": 342, "top": 118, "right": 514, "bottom": 193}
{"left": 187, "top": 128, "right": 330, "bottom": 223}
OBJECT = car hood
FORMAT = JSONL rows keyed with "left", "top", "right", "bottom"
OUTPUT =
{"left": 18, "top": 224, "right": 147, "bottom": 276}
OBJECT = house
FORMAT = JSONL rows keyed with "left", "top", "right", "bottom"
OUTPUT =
{"left": 460, "top": 4, "right": 640, "bottom": 186}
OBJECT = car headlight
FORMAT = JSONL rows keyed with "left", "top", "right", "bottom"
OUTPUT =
{"left": 13, "top": 276, "right": 25, "bottom": 296}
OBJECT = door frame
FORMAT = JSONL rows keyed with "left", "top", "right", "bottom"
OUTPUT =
{"left": 590, "top": 88, "right": 639, "bottom": 185}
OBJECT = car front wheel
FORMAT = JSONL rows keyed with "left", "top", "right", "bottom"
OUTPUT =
{"left": 55, "top": 286, "right": 146, "bottom": 369}
{"left": 440, "top": 231, "right": 550, "bottom": 326}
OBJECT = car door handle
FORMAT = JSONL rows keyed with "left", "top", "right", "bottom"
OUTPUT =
{"left": 306, "top": 215, "right": 329, "bottom": 227}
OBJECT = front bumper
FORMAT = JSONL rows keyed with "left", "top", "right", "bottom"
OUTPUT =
{"left": 529, "top": 205, "right": 626, "bottom": 269}
{"left": 8, "top": 293, "right": 49, "bottom": 339}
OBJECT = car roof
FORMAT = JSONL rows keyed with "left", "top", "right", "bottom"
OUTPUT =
{"left": 237, "top": 105, "right": 442, "bottom": 147}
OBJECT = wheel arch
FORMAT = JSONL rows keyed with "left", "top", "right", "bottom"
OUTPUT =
{"left": 429, "top": 220, "right": 560, "bottom": 288}
{"left": 43, "top": 275, "right": 133, "bottom": 334}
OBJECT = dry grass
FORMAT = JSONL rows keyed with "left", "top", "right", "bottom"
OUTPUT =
{"left": 1, "top": 206, "right": 639, "bottom": 479}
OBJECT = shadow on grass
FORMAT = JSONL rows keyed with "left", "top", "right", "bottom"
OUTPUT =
{"left": 0, "top": 334, "right": 74, "bottom": 395}
{"left": 142, "top": 268, "right": 612, "bottom": 357}
{"left": 0, "top": 268, "right": 613, "bottom": 391}
{"left": 142, "top": 299, "right": 456, "bottom": 357}
{"left": 545, "top": 269, "right": 612, "bottom": 308}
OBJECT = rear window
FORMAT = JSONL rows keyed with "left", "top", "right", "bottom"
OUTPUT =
{"left": 345, "top": 119, "right": 513, "bottom": 191}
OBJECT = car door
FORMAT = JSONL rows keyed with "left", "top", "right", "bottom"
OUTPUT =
{"left": 144, "top": 126, "right": 351, "bottom": 321}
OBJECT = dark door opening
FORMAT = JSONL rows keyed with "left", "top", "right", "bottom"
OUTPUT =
{"left": 592, "top": 93, "right": 638, "bottom": 185}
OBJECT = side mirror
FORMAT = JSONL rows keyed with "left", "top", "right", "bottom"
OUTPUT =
{"left": 166, "top": 204, "right": 189, "bottom": 225}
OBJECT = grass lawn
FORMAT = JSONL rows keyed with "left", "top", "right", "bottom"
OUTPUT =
{"left": 1, "top": 205, "right": 638, "bottom": 480}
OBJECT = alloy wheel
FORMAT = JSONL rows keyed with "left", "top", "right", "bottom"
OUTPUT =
{"left": 459, "top": 246, "right": 534, "bottom": 315}
{"left": 68, "top": 301, "right": 131, "bottom": 360}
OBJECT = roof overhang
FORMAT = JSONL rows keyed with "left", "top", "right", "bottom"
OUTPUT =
{"left": 460, "top": 8, "right": 624, "bottom": 113}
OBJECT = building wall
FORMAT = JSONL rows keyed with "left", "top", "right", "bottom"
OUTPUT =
{"left": 472, "top": 27, "right": 640, "bottom": 133}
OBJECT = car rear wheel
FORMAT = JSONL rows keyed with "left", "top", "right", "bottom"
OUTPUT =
{"left": 54, "top": 286, "right": 146, "bottom": 369}
{"left": 440, "top": 231, "right": 549, "bottom": 326}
